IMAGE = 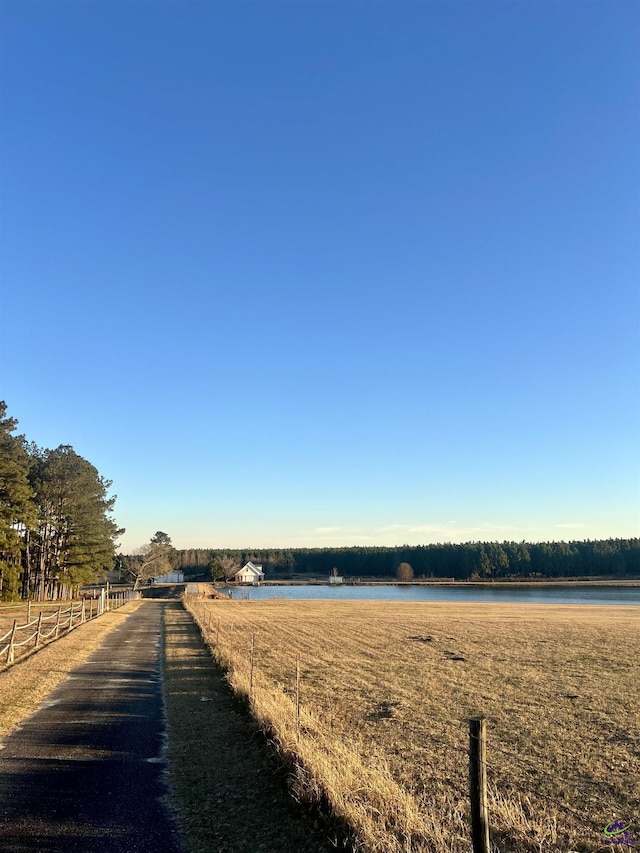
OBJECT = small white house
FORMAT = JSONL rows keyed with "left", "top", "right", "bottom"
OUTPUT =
{"left": 235, "top": 562, "right": 265, "bottom": 584}
{"left": 328, "top": 575, "right": 344, "bottom": 585}
{"left": 153, "top": 571, "right": 185, "bottom": 584}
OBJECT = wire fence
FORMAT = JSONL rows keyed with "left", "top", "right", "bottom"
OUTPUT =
{"left": 0, "top": 589, "right": 140, "bottom": 669}
{"left": 182, "top": 593, "right": 639, "bottom": 853}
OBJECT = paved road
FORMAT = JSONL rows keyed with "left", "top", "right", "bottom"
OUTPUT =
{"left": 0, "top": 602, "right": 183, "bottom": 853}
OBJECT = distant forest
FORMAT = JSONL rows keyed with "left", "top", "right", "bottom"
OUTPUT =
{"left": 179, "top": 538, "right": 640, "bottom": 581}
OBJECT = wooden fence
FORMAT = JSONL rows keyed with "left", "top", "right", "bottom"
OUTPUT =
{"left": 0, "top": 589, "right": 139, "bottom": 668}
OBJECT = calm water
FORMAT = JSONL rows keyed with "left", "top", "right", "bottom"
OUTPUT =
{"left": 225, "top": 583, "right": 640, "bottom": 606}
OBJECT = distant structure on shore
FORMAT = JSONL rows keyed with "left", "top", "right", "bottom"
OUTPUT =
{"left": 235, "top": 562, "right": 264, "bottom": 585}
{"left": 153, "top": 570, "right": 184, "bottom": 584}
{"left": 329, "top": 567, "right": 343, "bottom": 585}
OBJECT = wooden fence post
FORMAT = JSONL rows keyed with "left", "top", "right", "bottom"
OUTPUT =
{"left": 469, "top": 716, "right": 490, "bottom": 853}
{"left": 27, "top": 600, "right": 31, "bottom": 623}
{"left": 55, "top": 606, "right": 62, "bottom": 638}
{"left": 35, "top": 611, "right": 44, "bottom": 649}
{"left": 81, "top": 600, "right": 86, "bottom": 623}
{"left": 7, "top": 620, "right": 17, "bottom": 664}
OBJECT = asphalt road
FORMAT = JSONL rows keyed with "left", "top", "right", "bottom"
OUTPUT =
{"left": 0, "top": 601, "right": 183, "bottom": 853}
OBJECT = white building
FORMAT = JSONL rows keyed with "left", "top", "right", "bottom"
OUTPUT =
{"left": 235, "top": 562, "right": 265, "bottom": 584}
{"left": 328, "top": 575, "right": 344, "bottom": 585}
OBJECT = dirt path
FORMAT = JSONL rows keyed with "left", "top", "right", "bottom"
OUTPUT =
{"left": 0, "top": 601, "right": 183, "bottom": 852}
{"left": 163, "top": 602, "right": 342, "bottom": 853}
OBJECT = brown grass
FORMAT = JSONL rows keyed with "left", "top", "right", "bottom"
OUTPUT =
{"left": 0, "top": 601, "right": 143, "bottom": 739}
{"left": 0, "top": 600, "right": 78, "bottom": 638}
{"left": 184, "top": 597, "right": 640, "bottom": 853}
{"left": 0, "top": 600, "right": 112, "bottom": 669}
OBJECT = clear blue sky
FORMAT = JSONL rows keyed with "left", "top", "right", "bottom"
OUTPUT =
{"left": 1, "top": 0, "right": 639, "bottom": 552}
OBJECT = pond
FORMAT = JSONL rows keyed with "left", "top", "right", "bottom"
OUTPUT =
{"left": 223, "top": 583, "right": 640, "bottom": 606}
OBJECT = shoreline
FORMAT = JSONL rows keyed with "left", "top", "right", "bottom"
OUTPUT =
{"left": 219, "top": 577, "right": 640, "bottom": 588}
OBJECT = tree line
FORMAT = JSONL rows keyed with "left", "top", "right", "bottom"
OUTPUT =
{"left": 0, "top": 402, "right": 123, "bottom": 601}
{"left": 178, "top": 538, "right": 640, "bottom": 581}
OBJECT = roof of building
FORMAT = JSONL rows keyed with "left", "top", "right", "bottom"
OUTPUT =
{"left": 236, "top": 562, "right": 264, "bottom": 575}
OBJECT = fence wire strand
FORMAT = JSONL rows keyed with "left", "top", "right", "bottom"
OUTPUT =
{"left": 480, "top": 733, "right": 632, "bottom": 818}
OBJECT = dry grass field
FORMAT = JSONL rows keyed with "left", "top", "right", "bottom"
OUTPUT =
{"left": 0, "top": 599, "right": 102, "bottom": 640}
{"left": 0, "top": 597, "right": 127, "bottom": 668}
{"left": 184, "top": 597, "right": 639, "bottom": 853}
{"left": 0, "top": 600, "right": 74, "bottom": 633}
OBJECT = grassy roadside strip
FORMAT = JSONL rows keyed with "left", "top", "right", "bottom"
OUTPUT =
{"left": 0, "top": 600, "right": 143, "bottom": 739}
{"left": 182, "top": 596, "right": 440, "bottom": 853}
{"left": 162, "top": 601, "right": 341, "bottom": 853}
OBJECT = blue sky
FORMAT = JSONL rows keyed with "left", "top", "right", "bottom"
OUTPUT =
{"left": 1, "top": 0, "right": 638, "bottom": 552}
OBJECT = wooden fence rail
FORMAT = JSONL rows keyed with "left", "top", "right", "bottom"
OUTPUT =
{"left": 0, "top": 590, "right": 140, "bottom": 668}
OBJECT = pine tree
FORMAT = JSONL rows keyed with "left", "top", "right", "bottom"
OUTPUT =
{"left": 0, "top": 403, "right": 36, "bottom": 600}
{"left": 29, "top": 445, "right": 123, "bottom": 597}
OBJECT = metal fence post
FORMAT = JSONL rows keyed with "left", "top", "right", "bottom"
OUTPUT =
{"left": 249, "top": 633, "right": 255, "bottom": 698}
{"left": 296, "top": 653, "right": 301, "bottom": 741}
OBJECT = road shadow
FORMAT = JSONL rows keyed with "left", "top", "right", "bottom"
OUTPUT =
{"left": 162, "top": 602, "right": 350, "bottom": 853}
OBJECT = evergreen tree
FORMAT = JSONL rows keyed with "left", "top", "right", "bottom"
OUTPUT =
{"left": 29, "top": 445, "right": 123, "bottom": 597}
{"left": 0, "top": 403, "right": 36, "bottom": 599}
